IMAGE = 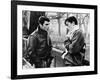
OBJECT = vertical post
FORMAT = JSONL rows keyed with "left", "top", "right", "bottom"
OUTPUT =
{"left": 54, "top": 56, "right": 56, "bottom": 67}
{"left": 57, "top": 18, "right": 61, "bottom": 36}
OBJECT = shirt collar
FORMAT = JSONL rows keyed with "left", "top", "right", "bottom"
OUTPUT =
{"left": 70, "top": 25, "right": 79, "bottom": 33}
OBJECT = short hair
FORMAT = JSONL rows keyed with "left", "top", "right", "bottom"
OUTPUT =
{"left": 65, "top": 16, "right": 78, "bottom": 25}
{"left": 38, "top": 16, "right": 50, "bottom": 25}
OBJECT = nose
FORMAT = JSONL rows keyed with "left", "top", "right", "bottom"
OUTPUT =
{"left": 66, "top": 24, "right": 68, "bottom": 26}
{"left": 46, "top": 26, "right": 49, "bottom": 30}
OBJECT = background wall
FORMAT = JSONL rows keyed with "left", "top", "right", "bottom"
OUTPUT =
{"left": 0, "top": 0, "right": 99, "bottom": 80}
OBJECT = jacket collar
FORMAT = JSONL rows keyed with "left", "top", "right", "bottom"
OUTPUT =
{"left": 67, "top": 25, "right": 79, "bottom": 39}
{"left": 70, "top": 25, "right": 79, "bottom": 33}
{"left": 37, "top": 26, "right": 48, "bottom": 36}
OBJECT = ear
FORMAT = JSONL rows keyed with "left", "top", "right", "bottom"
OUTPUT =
{"left": 39, "top": 24, "right": 42, "bottom": 27}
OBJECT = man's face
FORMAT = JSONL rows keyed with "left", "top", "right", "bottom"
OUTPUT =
{"left": 40, "top": 21, "right": 50, "bottom": 31}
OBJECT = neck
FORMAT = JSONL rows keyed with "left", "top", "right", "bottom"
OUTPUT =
{"left": 70, "top": 25, "right": 79, "bottom": 32}
{"left": 38, "top": 26, "right": 48, "bottom": 35}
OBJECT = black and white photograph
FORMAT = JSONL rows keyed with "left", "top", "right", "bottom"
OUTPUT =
{"left": 22, "top": 11, "right": 90, "bottom": 69}
{"left": 11, "top": 1, "right": 97, "bottom": 79}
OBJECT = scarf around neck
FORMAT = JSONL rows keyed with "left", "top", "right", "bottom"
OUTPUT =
{"left": 67, "top": 25, "right": 79, "bottom": 39}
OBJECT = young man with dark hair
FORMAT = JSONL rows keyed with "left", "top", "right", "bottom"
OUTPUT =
{"left": 27, "top": 16, "right": 53, "bottom": 68}
{"left": 62, "top": 16, "right": 86, "bottom": 66}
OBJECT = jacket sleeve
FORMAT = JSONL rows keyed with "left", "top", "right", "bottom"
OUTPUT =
{"left": 48, "top": 37, "right": 52, "bottom": 52}
{"left": 27, "top": 34, "right": 38, "bottom": 56}
{"left": 64, "top": 37, "right": 71, "bottom": 50}
{"left": 68, "top": 30, "right": 84, "bottom": 54}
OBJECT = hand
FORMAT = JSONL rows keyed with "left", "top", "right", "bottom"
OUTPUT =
{"left": 61, "top": 49, "right": 68, "bottom": 59}
{"left": 61, "top": 53, "right": 65, "bottom": 59}
{"left": 61, "top": 52, "right": 67, "bottom": 59}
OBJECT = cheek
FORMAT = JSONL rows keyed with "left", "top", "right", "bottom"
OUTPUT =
{"left": 45, "top": 26, "right": 49, "bottom": 29}
{"left": 68, "top": 23, "right": 71, "bottom": 27}
{"left": 43, "top": 26, "right": 46, "bottom": 29}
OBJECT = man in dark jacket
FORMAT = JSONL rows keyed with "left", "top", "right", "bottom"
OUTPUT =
{"left": 62, "top": 16, "right": 86, "bottom": 66}
{"left": 27, "top": 16, "right": 53, "bottom": 68}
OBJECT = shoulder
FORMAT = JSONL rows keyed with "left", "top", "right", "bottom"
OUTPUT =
{"left": 29, "top": 29, "right": 38, "bottom": 39}
{"left": 75, "top": 29, "right": 82, "bottom": 33}
{"left": 72, "top": 29, "right": 84, "bottom": 40}
{"left": 74, "top": 29, "right": 83, "bottom": 36}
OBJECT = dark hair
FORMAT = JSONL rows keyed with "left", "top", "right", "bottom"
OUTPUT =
{"left": 65, "top": 16, "right": 78, "bottom": 25}
{"left": 38, "top": 16, "right": 50, "bottom": 25}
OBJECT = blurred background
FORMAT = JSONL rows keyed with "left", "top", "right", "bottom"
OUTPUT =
{"left": 22, "top": 10, "right": 90, "bottom": 68}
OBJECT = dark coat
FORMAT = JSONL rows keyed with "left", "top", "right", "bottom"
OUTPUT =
{"left": 64, "top": 29, "right": 85, "bottom": 66}
{"left": 27, "top": 26, "right": 52, "bottom": 63}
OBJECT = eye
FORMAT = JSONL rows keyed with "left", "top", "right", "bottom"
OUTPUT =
{"left": 45, "top": 24, "right": 49, "bottom": 26}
